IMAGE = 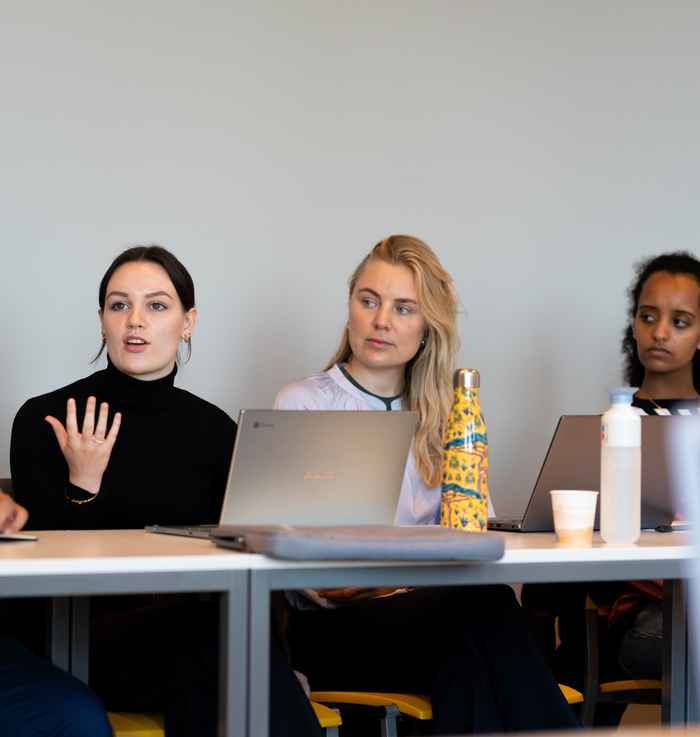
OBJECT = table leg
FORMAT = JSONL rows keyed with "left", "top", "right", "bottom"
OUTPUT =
{"left": 688, "top": 641, "right": 699, "bottom": 723}
{"left": 49, "top": 597, "right": 70, "bottom": 672}
{"left": 219, "top": 572, "right": 250, "bottom": 737}
{"left": 663, "top": 579, "right": 687, "bottom": 723}
{"left": 248, "top": 572, "right": 271, "bottom": 737}
{"left": 71, "top": 597, "right": 91, "bottom": 684}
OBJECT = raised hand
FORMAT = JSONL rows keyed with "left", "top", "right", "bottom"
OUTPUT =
{"left": 0, "top": 491, "right": 28, "bottom": 533}
{"left": 45, "top": 397, "right": 122, "bottom": 495}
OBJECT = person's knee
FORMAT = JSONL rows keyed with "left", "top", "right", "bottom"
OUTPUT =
{"left": 50, "top": 677, "right": 112, "bottom": 737}
{"left": 467, "top": 584, "right": 520, "bottom": 617}
{"left": 0, "top": 674, "right": 112, "bottom": 737}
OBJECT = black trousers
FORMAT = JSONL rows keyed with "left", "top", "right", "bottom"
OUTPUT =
{"left": 89, "top": 595, "right": 322, "bottom": 737}
{"left": 521, "top": 582, "right": 628, "bottom": 727}
{"left": 289, "top": 585, "right": 579, "bottom": 735}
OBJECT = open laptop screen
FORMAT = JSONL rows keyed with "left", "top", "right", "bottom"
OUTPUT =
{"left": 217, "top": 409, "right": 417, "bottom": 527}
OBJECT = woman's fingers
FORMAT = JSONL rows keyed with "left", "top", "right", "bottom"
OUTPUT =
{"left": 105, "top": 412, "right": 122, "bottom": 446}
{"left": 44, "top": 398, "right": 120, "bottom": 496}
{"left": 0, "top": 492, "right": 15, "bottom": 531}
{"left": 94, "top": 401, "right": 109, "bottom": 440}
{"left": 45, "top": 416, "right": 68, "bottom": 449}
{"left": 0, "top": 492, "right": 28, "bottom": 534}
{"left": 65, "top": 398, "right": 79, "bottom": 436}
{"left": 6, "top": 503, "right": 28, "bottom": 534}
{"left": 82, "top": 396, "right": 96, "bottom": 436}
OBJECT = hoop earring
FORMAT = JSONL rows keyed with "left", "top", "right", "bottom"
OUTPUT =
{"left": 182, "top": 336, "right": 192, "bottom": 363}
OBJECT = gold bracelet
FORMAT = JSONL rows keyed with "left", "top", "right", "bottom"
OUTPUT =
{"left": 65, "top": 487, "right": 100, "bottom": 505}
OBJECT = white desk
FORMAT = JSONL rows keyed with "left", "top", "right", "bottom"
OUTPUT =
{"left": 0, "top": 530, "right": 259, "bottom": 737}
{"left": 1, "top": 530, "right": 693, "bottom": 737}
{"left": 246, "top": 531, "right": 695, "bottom": 737}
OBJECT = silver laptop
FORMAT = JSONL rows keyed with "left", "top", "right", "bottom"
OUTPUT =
{"left": 148, "top": 409, "right": 417, "bottom": 538}
{"left": 488, "top": 415, "right": 678, "bottom": 533}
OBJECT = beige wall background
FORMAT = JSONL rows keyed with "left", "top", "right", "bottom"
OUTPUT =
{"left": 1, "top": 2, "right": 698, "bottom": 516}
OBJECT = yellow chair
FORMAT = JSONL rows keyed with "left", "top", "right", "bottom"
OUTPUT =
{"left": 311, "top": 701, "right": 342, "bottom": 736}
{"left": 311, "top": 691, "right": 424, "bottom": 737}
{"left": 579, "top": 597, "right": 661, "bottom": 726}
{"left": 312, "top": 684, "right": 583, "bottom": 735}
{"left": 107, "top": 713, "right": 164, "bottom": 737}
{"left": 559, "top": 683, "right": 584, "bottom": 705}
{"left": 108, "top": 703, "right": 341, "bottom": 737}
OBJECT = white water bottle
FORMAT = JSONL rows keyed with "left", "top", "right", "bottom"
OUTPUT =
{"left": 601, "top": 387, "right": 641, "bottom": 544}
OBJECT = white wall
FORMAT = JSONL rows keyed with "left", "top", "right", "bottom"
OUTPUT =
{"left": 1, "top": 2, "right": 698, "bottom": 516}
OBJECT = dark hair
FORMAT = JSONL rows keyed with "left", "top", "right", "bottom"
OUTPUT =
{"left": 95, "top": 245, "right": 195, "bottom": 362}
{"left": 622, "top": 251, "right": 700, "bottom": 389}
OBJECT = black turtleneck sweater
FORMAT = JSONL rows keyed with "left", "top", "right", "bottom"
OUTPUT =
{"left": 10, "top": 360, "right": 236, "bottom": 531}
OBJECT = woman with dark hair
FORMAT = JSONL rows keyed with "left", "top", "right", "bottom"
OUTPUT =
{"left": 604, "top": 250, "right": 700, "bottom": 681}
{"left": 523, "top": 251, "right": 700, "bottom": 724}
{"left": 11, "top": 245, "right": 231, "bottom": 529}
{"left": 622, "top": 250, "right": 700, "bottom": 413}
{"left": 10, "top": 245, "right": 322, "bottom": 737}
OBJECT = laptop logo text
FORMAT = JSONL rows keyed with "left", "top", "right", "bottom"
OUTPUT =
{"left": 303, "top": 472, "right": 336, "bottom": 481}
{"left": 253, "top": 422, "right": 274, "bottom": 429}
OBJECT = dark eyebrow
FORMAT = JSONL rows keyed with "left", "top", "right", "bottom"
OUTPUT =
{"left": 357, "top": 288, "right": 417, "bottom": 304}
{"left": 145, "top": 291, "right": 174, "bottom": 299}
{"left": 638, "top": 303, "right": 696, "bottom": 318}
{"left": 105, "top": 290, "right": 174, "bottom": 300}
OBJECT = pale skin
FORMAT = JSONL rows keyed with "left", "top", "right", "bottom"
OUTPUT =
{"left": 45, "top": 261, "right": 197, "bottom": 495}
{"left": 0, "top": 490, "right": 28, "bottom": 534}
{"left": 345, "top": 259, "right": 427, "bottom": 396}
{"left": 45, "top": 398, "right": 122, "bottom": 494}
{"left": 633, "top": 271, "right": 700, "bottom": 400}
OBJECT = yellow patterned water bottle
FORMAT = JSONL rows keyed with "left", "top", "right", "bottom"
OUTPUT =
{"left": 440, "top": 368, "right": 489, "bottom": 532}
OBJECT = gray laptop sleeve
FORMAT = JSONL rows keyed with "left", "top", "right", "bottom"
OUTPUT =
{"left": 210, "top": 524, "right": 505, "bottom": 561}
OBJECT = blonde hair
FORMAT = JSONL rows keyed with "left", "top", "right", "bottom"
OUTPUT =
{"left": 324, "top": 235, "right": 459, "bottom": 487}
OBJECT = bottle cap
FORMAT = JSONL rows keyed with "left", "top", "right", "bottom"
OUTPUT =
{"left": 454, "top": 368, "right": 480, "bottom": 389}
{"left": 609, "top": 386, "right": 637, "bottom": 405}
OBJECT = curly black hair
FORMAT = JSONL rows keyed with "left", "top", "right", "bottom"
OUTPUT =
{"left": 622, "top": 251, "right": 700, "bottom": 390}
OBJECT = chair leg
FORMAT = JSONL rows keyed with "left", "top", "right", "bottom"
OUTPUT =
{"left": 581, "top": 601, "right": 602, "bottom": 726}
{"left": 380, "top": 704, "right": 400, "bottom": 737}
{"left": 580, "top": 697, "right": 596, "bottom": 727}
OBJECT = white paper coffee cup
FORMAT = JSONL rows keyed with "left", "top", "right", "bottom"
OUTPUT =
{"left": 550, "top": 490, "right": 598, "bottom": 547}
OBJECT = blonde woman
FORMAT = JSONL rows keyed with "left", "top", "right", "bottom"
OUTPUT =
{"left": 275, "top": 236, "right": 577, "bottom": 734}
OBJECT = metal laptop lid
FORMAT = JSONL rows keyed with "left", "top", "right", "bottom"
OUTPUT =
{"left": 519, "top": 415, "right": 677, "bottom": 532}
{"left": 218, "top": 410, "right": 417, "bottom": 526}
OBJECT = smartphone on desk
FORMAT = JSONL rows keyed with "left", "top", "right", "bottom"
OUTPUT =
{"left": 656, "top": 521, "right": 691, "bottom": 533}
